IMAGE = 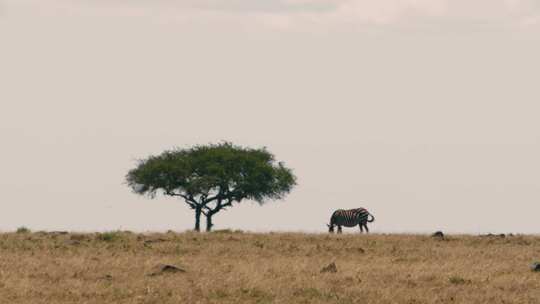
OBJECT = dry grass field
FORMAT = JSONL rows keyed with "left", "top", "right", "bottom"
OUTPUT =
{"left": 1, "top": 230, "right": 540, "bottom": 304}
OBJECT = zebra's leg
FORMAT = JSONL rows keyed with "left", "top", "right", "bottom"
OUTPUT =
{"left": 363, "top": 224, "right": 369, "bottom": 233}
{"left": 337, "top": 226, "right": 342, "bottom": 234}
{"left": 359, "top": 224, "right": 364, "bottom": 233}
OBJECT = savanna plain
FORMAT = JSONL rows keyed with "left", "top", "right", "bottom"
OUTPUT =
{"left": 1, "top": 231, "right": 540, "bottom": 304}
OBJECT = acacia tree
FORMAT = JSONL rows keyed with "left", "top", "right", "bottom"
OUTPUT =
{"left": 126, "top": 142, "right": 297, "bottom": 232}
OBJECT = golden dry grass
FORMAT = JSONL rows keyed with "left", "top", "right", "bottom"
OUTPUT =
{"left": 1, "top": 231, "right": 540, "bottom": 303}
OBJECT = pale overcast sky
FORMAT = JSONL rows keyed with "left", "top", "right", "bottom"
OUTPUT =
{"left": 1, "top": 0, "right": 540, "bottom": 233}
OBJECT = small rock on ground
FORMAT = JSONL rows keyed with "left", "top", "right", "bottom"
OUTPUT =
{"left": 149, "top": 264, "right": 186, "bottom": 276}
{"left": 144, "top": 238, "right": 167, "bottom": 245}
{"left": 432, "top": 231, "right": 444, "bottom": 238}
{"left": 531, "top": 262, "right": 540, "bottom": 272}
{"left": 321, "top": 262, "right": 338, "bottom": 273}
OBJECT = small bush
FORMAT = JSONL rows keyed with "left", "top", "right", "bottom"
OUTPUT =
{"left": 240, "top": 288, "right": 274, "bottom": 303}
{"left": 212, "top": 229, "right": 244, "bottom": 234}
{"left": 213, "top": 229, "right": 234, "bottom": 234}
{"left": 16, "top": 227, "right": 30, "bottom": 234}
{"left": 292, "top": 288, "right": 335, "bottom": 301}
{"left": 209, "top": 289, "right": 230, "bottom": 300}
{"left": 97, "top": 231, "right": 122, "bottom": 242}
{"left": 449, "top": 276, "right": 470, "bottom": 285}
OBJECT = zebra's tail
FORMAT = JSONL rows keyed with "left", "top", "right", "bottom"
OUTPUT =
{"left": 367, "top": 213, "right": 375, "bottom": 222}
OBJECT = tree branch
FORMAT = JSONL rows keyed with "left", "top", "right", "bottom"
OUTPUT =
{"left": 204, "top": 196, "right": 235, "bottom": 216}
{"left": 204, "top": 185, "right": 228, "bottom": 205}
{"left": 165, "top": 190, "right": 201, "bottom": 209}
{"left": 221, "top": 199, "right": 233, "bottom": 209}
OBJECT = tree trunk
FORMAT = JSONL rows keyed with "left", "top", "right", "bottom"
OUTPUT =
{"left": 206, "top": 214, "right": 214, "bottom": 232}
{"left": 194, "top": 207, "right": 202, "bottom": 232}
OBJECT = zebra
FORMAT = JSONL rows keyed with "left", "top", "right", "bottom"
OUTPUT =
{"left": 327, "top": 208, "right": 375, "bottom": 233}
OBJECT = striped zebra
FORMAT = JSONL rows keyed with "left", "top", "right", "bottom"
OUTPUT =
{"left": 327, "top": 208, "right": 375, "bottom": 233}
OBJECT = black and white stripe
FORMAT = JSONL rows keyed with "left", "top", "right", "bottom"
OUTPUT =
{"left": 327, "top": 208, "right": 375, "bottom": 233}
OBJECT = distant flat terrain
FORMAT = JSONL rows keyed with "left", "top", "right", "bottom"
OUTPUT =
{"left": 1, "top": 231, "right": 540, "bottom": 303}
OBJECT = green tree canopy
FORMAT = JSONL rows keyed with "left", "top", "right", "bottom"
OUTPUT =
{"left": 126, "top": 142, "right": 297, "bottom": 231}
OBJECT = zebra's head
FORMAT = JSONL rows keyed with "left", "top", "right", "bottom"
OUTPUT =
{"left": 327, "top": 224, "right": 334, "bottom": 233}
